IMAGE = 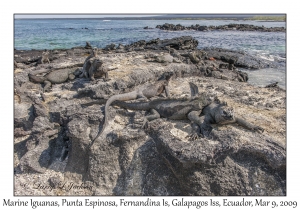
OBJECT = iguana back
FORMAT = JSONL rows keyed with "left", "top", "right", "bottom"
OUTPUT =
{"left": 114, "top": 94, "right": 211, "bottom": 119}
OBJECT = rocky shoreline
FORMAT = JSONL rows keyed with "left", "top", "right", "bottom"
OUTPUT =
{"left": 147, "top": 23, "right": 286, "bottom": 32}
{"left": 14, "top": 36, "right": 286, "bottom": 196}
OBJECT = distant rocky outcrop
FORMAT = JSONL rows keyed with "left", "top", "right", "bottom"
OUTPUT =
{"left": 155, "top": 23, "right": 286, "bottom": 32}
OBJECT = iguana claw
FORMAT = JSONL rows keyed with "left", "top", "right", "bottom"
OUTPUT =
{"left": 141, "top": 119, "right": 149, "bottom": 129}
{"left": 187, "top": 132, "right": 203, "bottom": 141}
{"left": 254, "top": 126, "right": 264, "bottom": 133}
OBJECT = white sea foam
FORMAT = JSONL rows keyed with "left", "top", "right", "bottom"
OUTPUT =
{"left": 258, "top": 54, "right": 275, "bottom": 61}
{"left": 256, "top": 52, "right": 286, "bottom": 63}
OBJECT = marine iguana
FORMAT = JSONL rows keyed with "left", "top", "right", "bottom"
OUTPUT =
{"left": 86, "top": 58, "right": 105, "bottom": 81}
{"left": 90, "top": 72, "right": 173, "bottom": 146}
{"left": 79, "top": 48, "right": 116, "bottom": 81}
{"left": 108, "top": 83, "right": 264, "bottom": 139}
{"left": 37, "top": 50, "right": 50, "bottom": 64}
{"left": 28, "top": 68, "right": 78, "bottom": 92}
{"left": 187, "top": 100, "right": 264, "bottom": 137}
{"left": 80, "top": 48, "right": 98, "bottom": 79}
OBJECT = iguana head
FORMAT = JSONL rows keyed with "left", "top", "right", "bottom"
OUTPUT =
{"left": 92, "top": 48, "right": 98, "bottom": 56}
{"left": 215, "top": 105, "right": 235, "bottom": 124}
{"left": 42, "top": 50, "right": 49, "bottom": 56}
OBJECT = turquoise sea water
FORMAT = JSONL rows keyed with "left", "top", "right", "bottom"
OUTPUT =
{"left": 14, "top": 18, "right": 286, "bottom": 88}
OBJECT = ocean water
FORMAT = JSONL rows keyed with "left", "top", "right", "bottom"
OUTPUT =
{"left": 14, "top": 18, "right": 286, "bottom": 88}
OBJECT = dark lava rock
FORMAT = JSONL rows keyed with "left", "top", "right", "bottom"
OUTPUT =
{"left": 203, "top": 48, "right": 278, "bottom": 69}
{"left": 14, "top": 36, "right": 286, "bottom": 195}
{"left": 155, "top": 23, "right": 285, "bottom": 32}
{"left": 124, "top": 36, "right": 199, "bottom": 51}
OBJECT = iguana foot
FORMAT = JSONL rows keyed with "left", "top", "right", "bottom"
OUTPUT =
{"left": 141, "top": 119, "right": 149, "bottom": 129}
{"left": 200, "top": 124, "right": 213, "bottom": 137}
{"left": 253, "top": 126, "right": 264, "bottom": 133}
{"left": 142, "top": 120, "right": 161, "bottom": 130}
{"left": 188, "top": 122, "right": 203, "bottom": 141}
{"left": 187, "top": 132, "right": 203, "bottom": 141}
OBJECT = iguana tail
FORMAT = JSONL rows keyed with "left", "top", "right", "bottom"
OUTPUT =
{"left": 90, "top": 91, "right": 139, "bottom": 147}
{"left": 28, "top": 74, "right": 46, "bottom": 83}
